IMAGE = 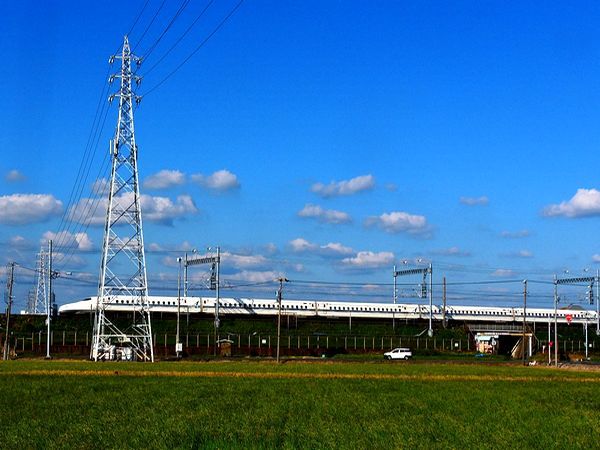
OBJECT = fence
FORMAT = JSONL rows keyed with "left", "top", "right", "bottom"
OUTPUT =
{"left": 0, "top": 331, "right": 598, "bottom": 358}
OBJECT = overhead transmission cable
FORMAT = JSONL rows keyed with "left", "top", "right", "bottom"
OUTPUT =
{"left": 126, "top": 0, "right": 151, "bottom": 37}
{"left": 54, "top": 103, "right": 113, "bottom": 269}
{"left": 50, "top": 70, "right": 111, "bottom": 253}
{"left": 133, "top": 0, "right": 168, "bottom": 53}
{"left": 141, "top": 0, "right": 245, "bottom": 97}
{"left": 140, "top": 0, "right": 192, "bottom": 62}
{"left": 140, "top": 0, "right": 215, "bottom": 77}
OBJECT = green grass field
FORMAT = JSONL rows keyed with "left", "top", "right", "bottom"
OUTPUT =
{"left": 0, "top": 360, "right": 599, "bottom": 449}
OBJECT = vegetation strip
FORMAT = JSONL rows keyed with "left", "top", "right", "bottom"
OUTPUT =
{"left": 2, "top": 369, "right": 600, "bottom": 382}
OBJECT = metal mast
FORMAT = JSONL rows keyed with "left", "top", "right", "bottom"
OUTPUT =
{"left": 91, "top": 36, "right": 153, "bottom": 362}
{"left": 30, "top": 246, "right": 49, "bottom": 315}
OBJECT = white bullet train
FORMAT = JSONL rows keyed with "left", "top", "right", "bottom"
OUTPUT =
{"left": 59, "top": 295, "right": 599, "bottom": 325}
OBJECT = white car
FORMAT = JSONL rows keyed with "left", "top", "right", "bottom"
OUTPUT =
{"left": 384, "top": 348, "right": 412, "bottom": 360}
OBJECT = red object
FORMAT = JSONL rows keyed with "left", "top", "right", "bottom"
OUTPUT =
{"left": 549, "top": 341, "right": 553, "bottom": 347}
{"left": 566, "top": 314, "right": 573, "bottom": 324}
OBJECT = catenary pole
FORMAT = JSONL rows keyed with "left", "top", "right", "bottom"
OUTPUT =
{"left": 46, "top": 240, "right": 52, "bottom": 359}
{"left": 554, "top": 275, "right": 558, "bottom": 367}
{"left": 3, "top": 263, "right": 15, "bottom": 360}
{"left": 522, "top": 279, "right": 527, "bottom": 366}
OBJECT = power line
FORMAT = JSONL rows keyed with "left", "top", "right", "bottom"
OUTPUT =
{"left": 141, "top": 0, "right": 245, "bottom": 97}
{"left": 50, "top": 70, "right": 112, "bottom": 254}
{"left": 127, "top": 0, "right": 152, "bottom": 37}
{"left": 141, "top": 0, "right": 215, "bottom": 78}
{"left": 133, "top": 0, "right": 168, "bottom": 53}
{"left": 141, "top": 0, "right": 192, "bottom": 61}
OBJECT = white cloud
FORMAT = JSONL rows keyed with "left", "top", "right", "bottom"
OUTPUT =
{"left": 290, "top": 263, "right": 305, "bottom": 273}
{"left": 0, "top": 194, "right": 62, "bottom": 225}
{"left": 311, "top": 174, "right": 375, "bottom": 198}
{"left": 517, "top": 250, "right": 533, "bottom": 258}
{"left": 227, "top": 270, "right": 280, "bottom": 283}
{"left": 50, "top": 251, "right": 87, "bottom": 269}
{"left": 298, "top": 204, "right": 351, "bottom": 224}
{"left": 491, "top": 269, "right": 517, "bottom": 278}
{"left": 9, "top": 235, "right": 30, "bottom": 248}
{"left": 147, "top": 241, "right": 197, "bottom": 254}
{"left": 91, "top": 178, "right": 110, "bottom": 196}
{"left": 543, "top": 188, "right": 600, "bottom": 218}
{"left": 42, "top": 231, "right": 93, "bottom": 251}
{"left": 148, "top": 242, "right": 165, "bottom": 252}
{"left": 341, "top": 251, "right": 395, "bottom": 269}
{"left": 460, "top": 196, "right": 489, "bottom": 206}
{"left": 222, "top": 252, "right": 268, "bottom": 269}
{"left": 365, "top": 211, "right": 430, "bottom": 236}
{"left": 320, "top": 242, "right": 354, "bottom": 256}
{"left": 500, "top": 230, "right": 531, "bottom": 239}
{"left": 69, "top": 193, "right": 198, "bottom": 226}
{"left": 362, "top": 284, "right": 380, "bottom": 291}
{"left": 5, "top": 169, "right": 26, "bottom": 182}
{"left": 160, "top": 256, "right": 180, "bottom": 268}
{"left": 191, "top": 169, "right": 240, "bottom": 191}
{"left": 289, "top": 238, "right": 354, "bottom": 256}
{"left": 143, "top": 170, "right": 186, "bottom": 190}
{"left": 432, "top": 246, "right": 471, "bottom": 257}
{"left": 289, "top": 238, "right": 317, "bottom": 252}
{"left": 143, "top": 195, "right": 197, "bottom": 224}
{"left": 264, "top": 243, "right": 278, "bottom": 254}
{"left": 593, "top": 254, "right": 600, "bottom": 263}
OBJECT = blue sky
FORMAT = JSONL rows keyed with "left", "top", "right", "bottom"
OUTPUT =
{"left": 2, "top": 1, "right": 600, "bottom": 310}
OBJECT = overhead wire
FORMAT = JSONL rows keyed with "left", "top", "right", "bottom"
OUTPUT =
{"left": 141, "top": 0, "right": 245, "bottom": 97}
{"left": 50, "top": 69, "right": 112, "bottom": 255}
{"left": 132, "top": 0, "right": 168, "bottom": 53}
{"left": 140, "top": 0, "right": 192, "bottom": 62}
{"left": 140, "top": 0, "right": 215, "bottom": 78}
{"left": 126, "top": 0, "right": 152, "bottom": 37}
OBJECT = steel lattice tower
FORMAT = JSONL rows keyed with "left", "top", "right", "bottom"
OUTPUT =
{"left": 30, "top": 247, "right": 48, "bottom": 315}
{"left": 91, "top": 36, "right": 153, "bottom": 362}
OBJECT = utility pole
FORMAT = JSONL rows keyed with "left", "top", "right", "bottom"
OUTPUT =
{"left": 176, "top": 257, "right": 182, "bottom": 358}
{"left": 584, "top": 314, "right": 589, "bottom": 360}
{"left": 554, "top": 275, "right": 558, "bottom": 367}
{"left": 428, "top": 263, "right": 433, "bottom": 337}
{"left": 276, "top": 277, "right": 289, "bottom": 363}
{"left": 547, "top": 321, "right": 551, "bottom": 365}
{"left": 46, "top": 240, "right": 53, "bottom": 359}
{"left": 442, "top": 276, "right": 447, "bottom": 328}
{"left": 522, "top": 279, "right": 527, "bottom": 366}
{"left": 216, "top": 246, "right": 220, "bottom": 337}
{"left": 3, "top": 262, "right": 15, "bottom": 360}
{"left": 184, "top": 252, "right": 188, "bottom": 298}
{"left": 392, "top": 265, "right": 397, "bottom": 331}
{"left": 213, "top": 246, "right": 220, "bottom": 356}
{"left": 597, "top": 269, "right": 599, "bottom": 336}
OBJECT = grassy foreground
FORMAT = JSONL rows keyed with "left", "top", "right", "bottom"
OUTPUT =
{"left": 0, "top": 360, "right": 599, "bottom": 449}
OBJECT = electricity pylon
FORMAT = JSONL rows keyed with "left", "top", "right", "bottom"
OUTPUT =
{"left": 91, "top": 36, "right": 153, "bottom": 362}
{"left": 28, "top": 247, "right": 48, "bottom": 315}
